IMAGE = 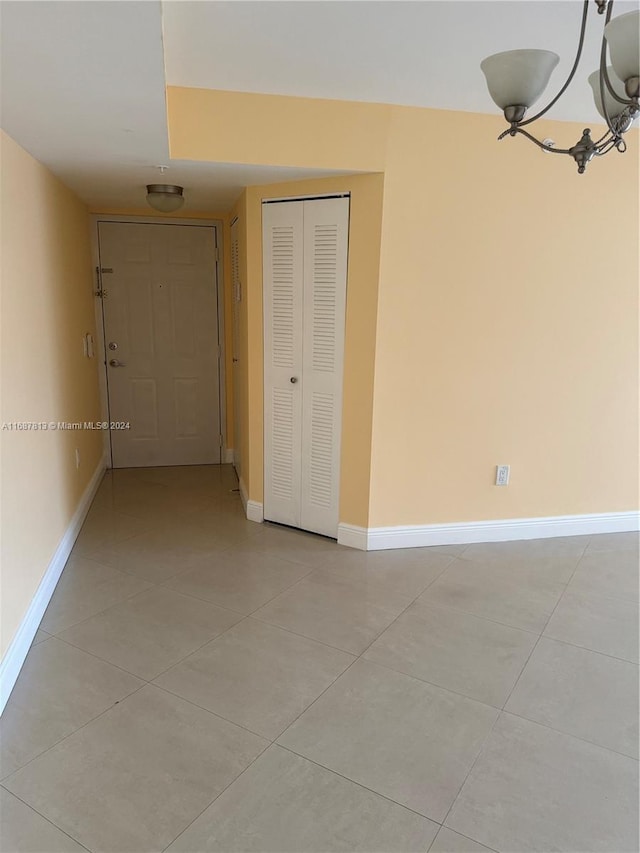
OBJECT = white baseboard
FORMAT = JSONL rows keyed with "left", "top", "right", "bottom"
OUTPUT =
{"left": 223, "top": 448, "right": 234, "bottom": 464}
{"left": 338, "top": 511, "right": 640, "bottom": 552}
{"left": 0, "top": 453, "right": 107, "bottom": 714}
{"left": 238, "top": 477, "right": 263, "bottom": 524}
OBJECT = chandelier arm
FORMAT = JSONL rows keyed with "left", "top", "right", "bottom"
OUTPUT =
{"left": 595, "top": 136, "right": 620, "bottom": 155}
{"left": 518, "top": 0, "right": 590, "bottom": 127}
{"left": 508, "top": 126, "right": 573, "bottom": 154}
{"left": 593, "top": 125, "right": 615, "bottom": 145}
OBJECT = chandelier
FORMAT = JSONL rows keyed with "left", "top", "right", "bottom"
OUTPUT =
{"left": 480, "top": 2, "right": 639, "bottom": 173}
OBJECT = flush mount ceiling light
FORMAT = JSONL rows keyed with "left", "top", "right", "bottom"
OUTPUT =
{"left": 145, "top": 183, "right": 185, "bottom": 212}
{"left": 481, "top": 2, "right": 639, "bottom": 173}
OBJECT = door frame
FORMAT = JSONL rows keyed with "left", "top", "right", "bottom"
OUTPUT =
{"left": 90, "top": 214, "right": 227, "bottom": 469}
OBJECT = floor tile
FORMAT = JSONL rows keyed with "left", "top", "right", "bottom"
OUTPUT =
{"left": 417, "top": 558, "right": 567, "bottom": 633}
{"left": 586, "top": 531, "right": 640, "bottom": 553}
{"left": 0, "top": 788, "right": 87, "bottom": 853}
{"left": 39, "top": 555, "right": 151, "bottom": 636}
{"left": 155, "top": 619, "right": 354, "bottom": 739}
{"left": 460, "top": 536, "right": 589, "bottom": 565}
{"left": 86, "top": 527, "right": 223, "bottom": 584}
{"left": 254, "top": 570, "right": 414, "bottom": 654}
{"left": 365, "top": 601, "right": 537, "bottom": 707}
{"left": 506, "top": 637, "right": 639, "bottom": 757}
{"left": 544, "top": 592, "right": 639, "bottom": 662}
{"left": 58, "top": 587, "right": 242, "bottom": 680}
{"left": 4, "top": 685, "right": 267, "bottom": 853}
{"left": 426, "top": 544, "right": 469, "bottom": 557}
{"left": 446, "top": 713, "right": 639, "bottom": 853}
{"left": 165, "top": 550, "right": 313, "bottom": 615}
{"left": 321, "top": 548, "right": 453, "bottom": 597}
{"left": 241, "top": 523, "right": 342, "bottom": 569}
{"left": 0, "top": 638, "right": 141, "bottom": 779}
{"left": 72, "top": 509, "right": 154, "bottom": 557}
{"left": 166, "top": 745, "right": 439, "bottom": 853}
{"left": 31, "top": 630, "right": 49, "bottom": 646}
{"left": 278, "top": 659, "right": 498, "bottom": 822}
{"left": 187, "top": 508, "right": 263, "bottom": 544}
{"left": 567, "top": 549, "right": 639, "bottom": 603}
{"left": 429, "top": 826, "right": 494, "bottom": 853}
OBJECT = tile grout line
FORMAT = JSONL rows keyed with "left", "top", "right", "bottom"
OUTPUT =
{"left": 498, "top": 708, "right": 640, "bottom": 763}
{"left": 0, "top": 784, "right": 93, "bottom": 853}
{"left": 539, "top": 632, "right": 639, "bottom": 666}
{"left": 275, "top": 741, "right": 445, "bottom": 826}
{"left": 421, "top": 547, "right": 591, "bottom": 837}
{"left": 158, "top": 740, "right": 274, "bottom": 852}
{"left": 0, "top": 681, "right": 148, "bottom": 786}
{"left": 499, "top": 550, "right": 591, "bottom": 713}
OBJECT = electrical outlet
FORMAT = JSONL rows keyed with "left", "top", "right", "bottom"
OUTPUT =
{"left": 75, "top": 448, "right": 80, "bottom": 469}
{"left": 496, "top": 464, "right": 510, "bottom": 486}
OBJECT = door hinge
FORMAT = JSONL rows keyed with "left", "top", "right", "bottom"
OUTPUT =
{"left": 219, "top": 434, "right": 224, "bottom": 447}
{"left": 215, "top": 248, "right": 220, "bottom": 262}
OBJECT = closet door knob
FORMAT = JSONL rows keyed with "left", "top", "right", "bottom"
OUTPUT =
{"left": 290, "top": 377, "right": 298, "bottom": 384}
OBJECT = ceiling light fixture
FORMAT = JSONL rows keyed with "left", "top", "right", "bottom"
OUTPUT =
{"left": 146, "top": 183, "right": 185, "bottom": 213}
{"left": 481, "top": 2, "right": 639, "bottom": 173}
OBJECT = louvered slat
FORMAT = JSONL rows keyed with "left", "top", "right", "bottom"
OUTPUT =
{"left": 271, "top": 226, "right": 295, "bottom": 369}
{"left": 271, "top": 388, "right": 294, "bottom": 499}
{"left": 309, "top": 392, "right": 334, "bottom": 507}
{"left": 312, "top": 224, "right": 338, "bottom": 373}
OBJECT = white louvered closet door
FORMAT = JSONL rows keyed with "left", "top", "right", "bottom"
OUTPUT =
{"left": 263, "top": 197, "right": 349, "bottom": 538}
{"left": 263, "top": 201, "right": 305, "bottom": 527}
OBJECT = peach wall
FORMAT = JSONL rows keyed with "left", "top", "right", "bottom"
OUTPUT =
{"left": 1, "top": 131, "right": 103, "bottom": 657}
{"left": 167, "top": 87, "right": 639, "bottom": 530}
{"left": 369, "top": 109, "right": 639, "bottom": 525}
{"left": 168, "top": 87, "right": 390, "bottom": 172}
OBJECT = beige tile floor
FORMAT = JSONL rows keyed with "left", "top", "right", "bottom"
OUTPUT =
{"left": 1, "top": 464, "right": 638, "bottom": 853}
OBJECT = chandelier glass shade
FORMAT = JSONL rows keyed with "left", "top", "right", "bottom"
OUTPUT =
{"left": 480, "top": 2, "right": 639, "bottom": 173}
{"left": 481, "top": 50, "right": 560, "bottom": 110}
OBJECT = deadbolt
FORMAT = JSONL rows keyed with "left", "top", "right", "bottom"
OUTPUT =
{"left": 108, "top": 342, "right": 118, "bottom": 350}
{"left": 290, "top": 377, "right": 298, "bottom": 384}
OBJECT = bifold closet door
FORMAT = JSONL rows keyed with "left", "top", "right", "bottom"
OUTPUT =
{"left": 263, "top": 197, "right": 349, "bottom": 538}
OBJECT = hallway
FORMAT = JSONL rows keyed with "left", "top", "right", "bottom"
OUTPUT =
{"left": 1, "top": 465, "right": 637, "bottom": 852}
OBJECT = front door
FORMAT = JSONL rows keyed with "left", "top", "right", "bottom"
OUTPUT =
{"left": 97, "top": 221, "right": 221, "bottom": 468}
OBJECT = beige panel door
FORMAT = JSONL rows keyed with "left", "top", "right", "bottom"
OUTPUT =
{"left": 98, "top": 222, "right": 221, "bottom": 468}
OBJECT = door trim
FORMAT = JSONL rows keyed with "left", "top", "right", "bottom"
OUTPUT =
{"left": 90, "top": 214, "right": 226, "bottom": 468}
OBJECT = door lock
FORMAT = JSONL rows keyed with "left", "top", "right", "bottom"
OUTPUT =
{"left": 109, "top": 359, "right": 126, "bottom": 368}
{"left": 108, "top": 342, "right": 118, "bottom": 350}
{"left": 290, "top": 377, "right": 298, "bottom": 384}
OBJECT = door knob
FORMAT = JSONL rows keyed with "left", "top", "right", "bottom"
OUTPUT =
{"left": 109, "top": 359, "right": 126, "bottom": 367}
{"left": 290, "top": 377, "right": 298, "bottom": 384}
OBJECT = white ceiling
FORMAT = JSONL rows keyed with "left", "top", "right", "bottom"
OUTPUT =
{"left": 163, "top": 0, "right": 639, "bottom": 122}
{"left": 1, "top": 1, "right": 637, "bottom": 212}
{"left": 0, "top": 1, "right": 351, "bottom": 211}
